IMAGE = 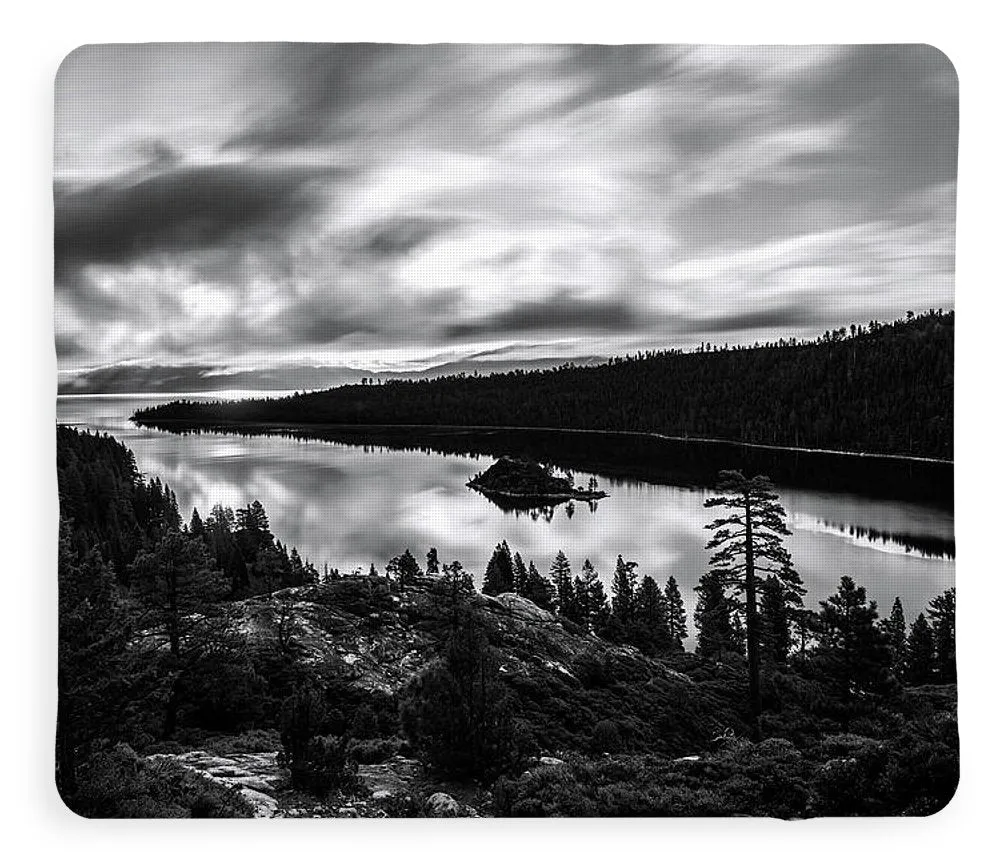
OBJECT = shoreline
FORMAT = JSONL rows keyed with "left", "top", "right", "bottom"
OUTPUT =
{"left": 130, "top": 417, "right": 954, "bottom": 466}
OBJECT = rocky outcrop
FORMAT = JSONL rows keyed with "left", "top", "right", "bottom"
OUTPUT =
{"left": 231, "top": 579, "right": 693, "bottom": 704}
{"left": 146, "top": 751, "right": 283, "bottom": 817}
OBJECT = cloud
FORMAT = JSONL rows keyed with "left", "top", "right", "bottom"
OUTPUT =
{"left": 54, "top": 44, "right": 957, "bottom": 386}
{"left": 55, "top": 162, "right": 348, "bottom": 278}
{"left": 445, "top": 291, "right": 640, "bottom": 340}
{"left": 678, "top": 303, "right": 821, "bottom": 335}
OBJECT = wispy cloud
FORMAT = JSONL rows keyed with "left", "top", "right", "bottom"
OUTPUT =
{"left": 55, "top": 44, "right": 957, "bottom": 391}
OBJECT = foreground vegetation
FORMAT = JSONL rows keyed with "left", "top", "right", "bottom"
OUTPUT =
{"left": 133, "top": 310, "right": 954, "bottom": 459}
{"left": 57, "top": 426, "right": 957, "bottom": 818}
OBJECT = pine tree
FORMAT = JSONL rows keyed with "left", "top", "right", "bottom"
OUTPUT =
{"left": 57, "top": 521, "right": 147, "bottom": 799}
{"left": 703, "top": 471, "right": 802, "bottom": 726}
{"left": 760, "top": 575, "right": 793, "bottom": 665}
{"left": 483, "top": 541, "right": 516, "bottom": 596}
{"left": 663, "top": 575, "right": 688, "bottom": 652}
{"left": 398, "top": 549, "right": 422, "bottom": 585}
{"left": 790, "top": 607, "right": 821, "bottom": 657}
{"left": 906, "top": 613, "right": 936, "bottom": 685}
{"left": 574, "top": 559, "right": 610, "bottom": 633}
{"left": 633, "top": 575, "right": 666, "bottom": 654}
{"left": 610, "top": 555, "right": 638, "bottom": 626}
{"left": 388, "top": 548, "right": 423, "bottom": 587}
{"left": 817, "top": 575, "right": 890, "bottom": 697}
{"left": 927, "top": 588, "right": 956, "bottom": 683}
{"left": 635, "top": 575, "right": 664, "bottom": 625}
{"left": 426, "top": 547, "right": 440, "bottom": 575}
{"left": 695, "top": 570, "right": 737, "bottom": 660}
{"left": 521, "top": 560, "right": 556, "bottom": 611}
{"left": 550, "top": 551, "right": 576, "bottom": 620}
{"left": 512, "top": 553, "right": 529, "bottom": 595}
{"left": 189, "top": 507, "right": 204, "bottom": 537}
{"left": 883, "top": 596, "right": 908, "bottom": 679}
{"left": 129, "top": 529, "right": 233, "bottom": 735}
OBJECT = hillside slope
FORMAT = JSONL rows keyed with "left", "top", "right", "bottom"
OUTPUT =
{"left": 134, "top": 311, "right": 954, "bottom": 459}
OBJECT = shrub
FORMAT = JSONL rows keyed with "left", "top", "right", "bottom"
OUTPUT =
{"left": 201, "top": 729, "right": 282, "bottom": 755}
{"left": 590, "top": 720, "right": 623, "bottom": 754}
{"left": 347, "top": 736, "right": 411, "bottom": 765}
{"left": 349, "top": 705, "right": 379, "bottom": 740}
{"left": 401, "top": 608, "right": 525, "bottom": 780}
{"left": 66, "top": 744, "right": 253, "bottom": 818}
{"left": 286, "top": 735, "right": 355, "bottom": 797}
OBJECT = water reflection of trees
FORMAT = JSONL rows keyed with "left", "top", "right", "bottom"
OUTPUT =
{"left": 136, "top": 420, "right": 953, "bottom": 509}
{"left": 470, "top": 489, "right": 601, "bottom": 522}
{"left": 816, "top": 518, "right": 955, "bottom": 560}
{"left": 140, "top": 422, "right": 952, "bottom": 558}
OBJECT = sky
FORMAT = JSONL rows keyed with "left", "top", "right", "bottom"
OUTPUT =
{"left": 54, "top": 44, "right": 958, "bottom": 393}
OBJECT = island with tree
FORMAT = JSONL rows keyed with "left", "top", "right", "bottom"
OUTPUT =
{"left": 467, "top": 457, "right": 607, "bottom": 507}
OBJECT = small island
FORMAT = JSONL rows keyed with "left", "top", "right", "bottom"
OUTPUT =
{"left": 467, "top": 457, "right": 608, "bottom": 505}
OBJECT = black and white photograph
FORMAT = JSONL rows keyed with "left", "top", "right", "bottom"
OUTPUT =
{"left": 53, "top": 42, "right": 957, "bottom": 819}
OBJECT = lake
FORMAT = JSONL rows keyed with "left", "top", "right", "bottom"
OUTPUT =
{"left": 57, "top": 393, "right": 955, "bottom": 636}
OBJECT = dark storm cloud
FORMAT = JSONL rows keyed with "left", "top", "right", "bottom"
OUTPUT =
{"left": 55, "top": 162, "right": 348, "bottom": 278}
{"left": 681, "top": 302, "right": 822, "bottom": 335}
{"left": 445, "top": 292, "right": 640, "bottom": 340}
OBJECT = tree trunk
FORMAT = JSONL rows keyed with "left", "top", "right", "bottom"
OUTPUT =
{"left": 744, "top": 494, "right": 762, "bottom": 737}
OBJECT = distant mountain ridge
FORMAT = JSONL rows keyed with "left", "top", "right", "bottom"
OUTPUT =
{"left": 133, "top": 311, "right": 953, "bottom": 460}
{"left": 59, "top": 356, "right": 607, "bottom": 395}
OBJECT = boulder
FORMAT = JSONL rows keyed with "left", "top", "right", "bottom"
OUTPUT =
{"left": 424, "top": 792, "right": 462, "bottom": 818}
{"left": 487, "top": 592, "right": 558, "bottom": 624}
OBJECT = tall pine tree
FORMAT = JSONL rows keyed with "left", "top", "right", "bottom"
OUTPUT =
{"left": 906, "top": 613, "right": 936, "bottom": 685}
{"left": 695, "top": 570, "right": 736, "bottom": 659}
{"left": 521, "top": 559, "right": 556, "bottom": 611}
{"left": 883, "top": 596, "right": 908, "bottom": 679}
{"left": 512, "top": 552, "right": 529, "bottom": 596}
{"left": 574, "top": 559, "right": 610, "bottom": 633}
{"left": 927, "top": 588, "right": 956, "bottom": 683}
{"left": 610, "top": 555, "right": 638, "bottom": 627}
{"left": 704, "top": 471, "right": 802, "bottom": 728}
{"left": 550, "top": 551, "right": 576, "bottom": 620}
{"left": 817, "top": 576, "right": 890, "bottom": 698}
{"left": 663, "top": 575, "right": 688, "bottom": 652}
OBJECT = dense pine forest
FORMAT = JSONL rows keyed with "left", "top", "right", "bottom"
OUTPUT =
{"left": 58, "top": 426, "right": 957, "bottom": 818}
{"left": 134, "top": 310, "right": 954, "bottom": 460}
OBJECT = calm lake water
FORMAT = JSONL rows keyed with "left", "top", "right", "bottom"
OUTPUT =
{"left": 57, "top": 393, "right": 955, "bottom": 634}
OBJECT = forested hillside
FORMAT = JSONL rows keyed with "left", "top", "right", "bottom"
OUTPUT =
{"left": 134, "top": 311, "right": 954, "bottom": 459}
{"left": 57, "top": 426, "right": 318, "bottom": 596}
{"left": 57, "top": 427, "right": 957, "bottom": 818}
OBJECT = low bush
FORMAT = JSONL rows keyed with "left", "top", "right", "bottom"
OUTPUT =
{"left": 347, "top": 736, "right": 411, "bottom": 765}
{"left": 65, "top": 744, "right": 253, "bottom": 818}
{"left": 201, "top": 729, "right": 283, "bottom": 755}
